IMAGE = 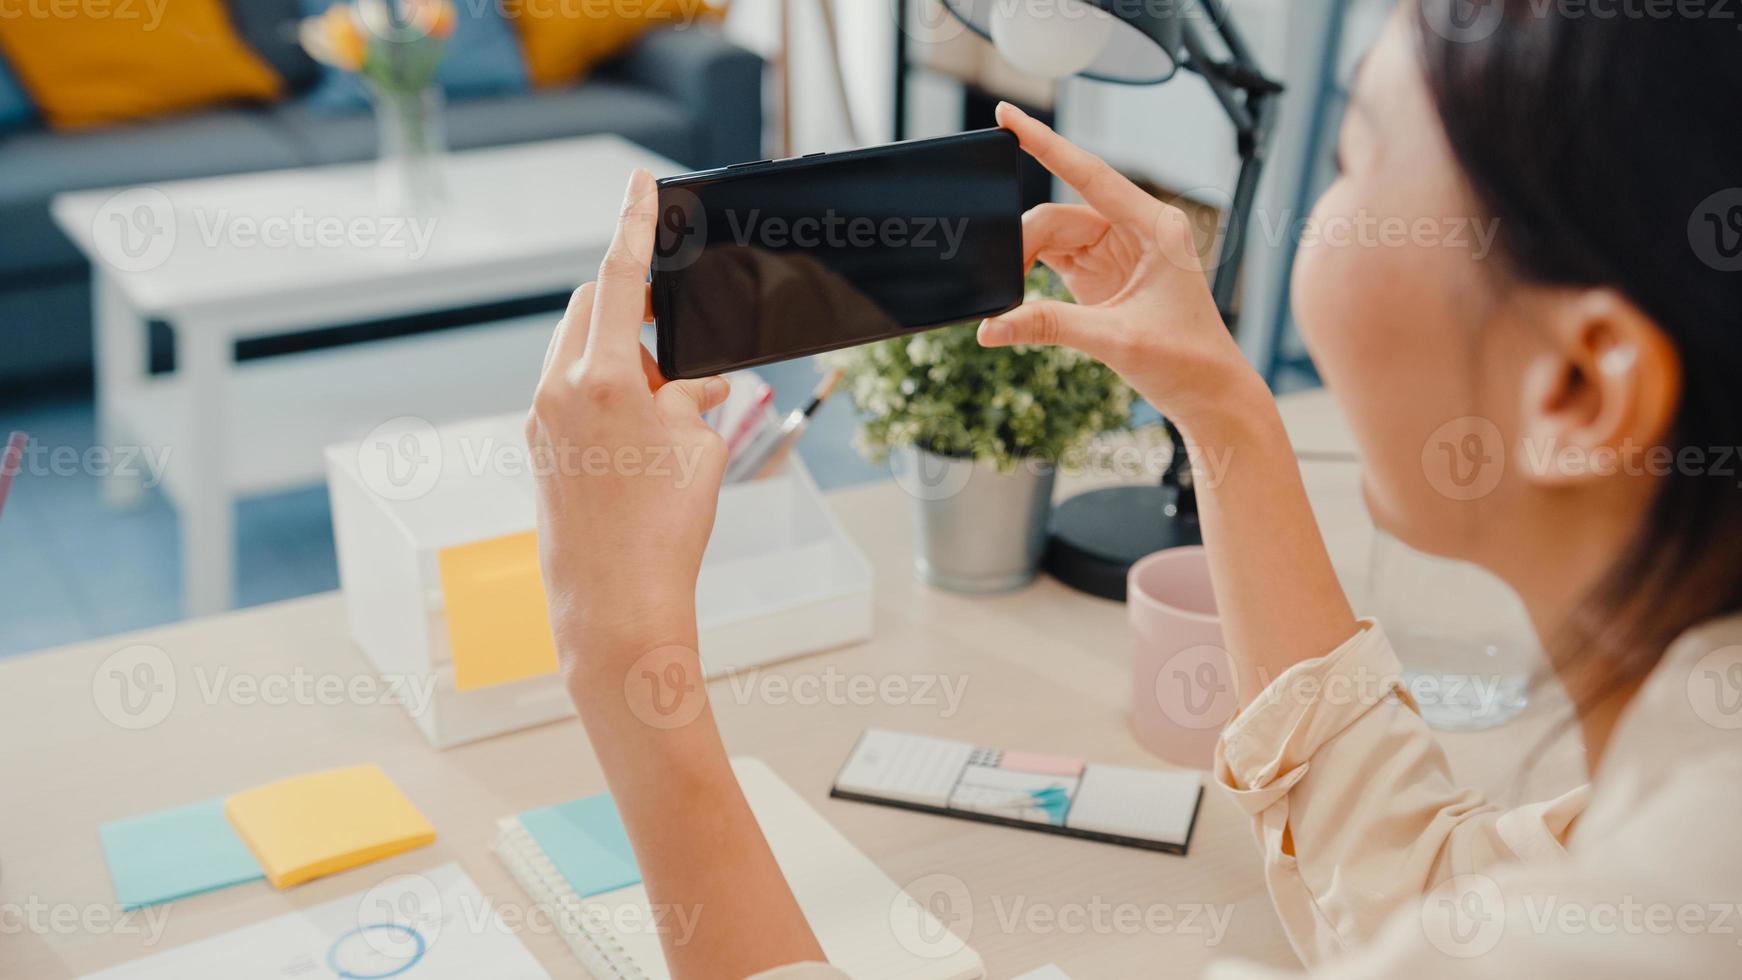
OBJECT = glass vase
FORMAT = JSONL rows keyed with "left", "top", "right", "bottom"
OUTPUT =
{"left": 368, "top": 83, "right": 447, "bottom": 215}
{"left": 1365, "top": 529, "right": 1536, "bottom": 730}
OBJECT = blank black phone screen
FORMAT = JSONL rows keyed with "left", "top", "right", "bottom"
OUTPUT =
{"left": 653, "top": 130, "right": 1023, "bottom": 379}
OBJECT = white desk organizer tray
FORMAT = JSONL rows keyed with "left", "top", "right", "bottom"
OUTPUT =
{"left": 325, "top": 411, "right": 874, "bottom": 748}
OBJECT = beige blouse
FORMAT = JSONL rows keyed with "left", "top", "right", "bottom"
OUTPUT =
{"left": 754, "top": 615, "right": 1742, "bottom": 979}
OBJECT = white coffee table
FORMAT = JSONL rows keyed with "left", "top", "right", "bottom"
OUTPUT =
{"left": 52, "top": 135, "right": 684, "bottom": 616}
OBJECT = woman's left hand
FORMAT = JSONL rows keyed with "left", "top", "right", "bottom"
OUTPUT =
{"left": 525, "top": 168, "right": 731, "bottom": 686}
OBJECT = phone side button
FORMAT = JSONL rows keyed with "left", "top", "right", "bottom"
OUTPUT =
{"left": 728, "top": 159, "right": 773, "bottom": 168}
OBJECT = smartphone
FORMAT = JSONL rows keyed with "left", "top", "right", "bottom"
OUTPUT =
{"left": 652, "top": 129, "right": 1024, "bottom": 379}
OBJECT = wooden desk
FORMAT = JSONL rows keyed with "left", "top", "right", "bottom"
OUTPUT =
{"left": 0, "top": 391, "right": 1579, "bottom": 978}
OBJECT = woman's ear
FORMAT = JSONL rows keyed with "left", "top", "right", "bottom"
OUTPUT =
{"left": 1517, "top": 288, "right": 1681, "bottom": 486}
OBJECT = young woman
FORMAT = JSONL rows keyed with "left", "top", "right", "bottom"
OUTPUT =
{"left": 523, "top": 3, "right": 1742, "bottom": 976}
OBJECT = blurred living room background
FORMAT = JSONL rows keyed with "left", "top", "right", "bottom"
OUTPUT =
{"left": 0, "top": 0, "right": 1382, "bottom": 656}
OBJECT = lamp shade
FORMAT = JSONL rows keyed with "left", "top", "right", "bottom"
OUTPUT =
{"left": 939, "top": 0, "right": 1184, "bottom": 84}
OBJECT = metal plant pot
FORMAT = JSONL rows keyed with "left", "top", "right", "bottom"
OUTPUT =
{"left": 895, "top": 446, "right": 1057, "bottom": 594}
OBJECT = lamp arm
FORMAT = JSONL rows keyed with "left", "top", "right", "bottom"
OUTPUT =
{"left": 1171, "top": 0, "right": 1284, "bottom": 321}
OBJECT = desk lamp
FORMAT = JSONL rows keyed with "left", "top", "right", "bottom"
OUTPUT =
{"left": 937, "top": 0, "right": 1284, "bottom": 599}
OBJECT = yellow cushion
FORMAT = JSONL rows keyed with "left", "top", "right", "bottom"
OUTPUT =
{"left": 510, "top": 0, "right": 719, "bottom": 88}
{"left": 0, "top": 0, "right": 282, "bottom": 129}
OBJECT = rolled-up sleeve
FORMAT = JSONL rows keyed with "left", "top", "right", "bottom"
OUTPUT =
{"left": 1213, "top": 620, "right": 1587, "bottom": 966}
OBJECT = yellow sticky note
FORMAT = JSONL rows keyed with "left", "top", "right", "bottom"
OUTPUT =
{"left": 224, "top": 765, "right": 436, "bottom": 888}
{"left": 437, "top": 531, "right": 560, "bottom": 691}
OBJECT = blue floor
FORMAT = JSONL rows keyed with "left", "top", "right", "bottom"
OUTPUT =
{"left": 0, "top": 356, "right": 885, "bottom": 659}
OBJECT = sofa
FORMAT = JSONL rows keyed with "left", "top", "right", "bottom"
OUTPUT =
{"left": 0, "top": 3, "right": 763, "bottom": 387}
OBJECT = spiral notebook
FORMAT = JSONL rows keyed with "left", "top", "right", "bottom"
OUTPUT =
{"left": 493, "top": 757, "right": 984, "bottom": 980}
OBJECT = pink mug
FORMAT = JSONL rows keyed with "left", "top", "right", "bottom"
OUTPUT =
{"left": 1128, "top": 546, "right": 1239, "bottom": 769}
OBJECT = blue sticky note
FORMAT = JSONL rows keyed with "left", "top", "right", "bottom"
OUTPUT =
{"left": 519, "top": 793, "right": 642, "bottom": 898}
{"left": 100, "top": 799, "right": 264, "bottom": 909}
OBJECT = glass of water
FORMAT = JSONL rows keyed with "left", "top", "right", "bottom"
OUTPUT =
{"left": 1365, "top": 530, "right": 1537, "bottom": 730}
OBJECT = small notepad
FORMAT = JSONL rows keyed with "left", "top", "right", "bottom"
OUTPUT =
{"left": 518, "top": 793, "right": 642, "bottom": 898}
{"left": 833, "top": 729, "right": 1203, "bottom": 853}
{"left": 224, "top": 765, "right": 436, "bottom": 888}
{"left": 437, "top": 532, "right": 560, "bottom": 691}
{"left": 100, "top": 799, "right": 264, "bottom": 909}
{"left": 1064, "top": 764, "right": 1201, "bottom": 845}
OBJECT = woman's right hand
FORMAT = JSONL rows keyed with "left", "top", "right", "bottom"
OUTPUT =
{"left": 979, "top": 102, "right": 1263, "bottom": 429}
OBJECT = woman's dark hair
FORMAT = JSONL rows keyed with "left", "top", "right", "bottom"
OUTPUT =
{"left": 1414, "top": 0, "right": 1742, "bottom": 712}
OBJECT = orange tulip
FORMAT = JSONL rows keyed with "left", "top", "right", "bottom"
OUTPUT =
{"left": 299, "top": 5, "right": 368, "bottom": 72}
{"left": 400, "top": 0, "right": 455, "bottom": 41}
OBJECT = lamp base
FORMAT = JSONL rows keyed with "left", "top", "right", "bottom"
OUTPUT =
{"left": 1043, "top": 485, "right": 1202, "bottom": 601}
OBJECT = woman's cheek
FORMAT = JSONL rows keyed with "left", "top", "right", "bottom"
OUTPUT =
{"left": 1288, "top": 197, "right": 1462, "bottom": 543}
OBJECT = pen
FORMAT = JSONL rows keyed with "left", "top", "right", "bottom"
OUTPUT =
{"left": 0, "top": 432, "right": 25, "bottom": 522}
{"left": 747, "top": 368, "right": 843, "bottom": 481}
{"left": 723, "top": 382, "right": 775, "bottom": 456}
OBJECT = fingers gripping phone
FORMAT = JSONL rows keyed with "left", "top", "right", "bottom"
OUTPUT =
{"left": 651, "top": 129, "right": 1025, "bottom": 380}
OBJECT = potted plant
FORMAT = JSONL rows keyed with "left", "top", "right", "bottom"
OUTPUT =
{"left": 300, "top": 0, "right": 456, "bottom": 212}
{"left": 827, "top": 266, "right": 1133, "bottom": 593}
